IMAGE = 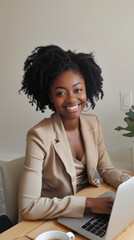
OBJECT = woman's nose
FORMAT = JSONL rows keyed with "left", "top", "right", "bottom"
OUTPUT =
{"left": 65, "top": 93, "right": 76, "bottom": 103}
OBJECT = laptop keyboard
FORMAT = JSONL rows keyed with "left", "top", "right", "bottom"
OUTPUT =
{"left": 81, "top": 214, "right": 110, "bottom": 238}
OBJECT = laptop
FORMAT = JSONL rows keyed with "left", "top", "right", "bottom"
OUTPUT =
{"left": 58, "top": 177, "right": 134, "bottom": 240}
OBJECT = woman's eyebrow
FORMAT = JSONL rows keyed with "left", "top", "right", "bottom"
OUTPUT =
{"left": 72, "top": 82, "right": 81, "bottom": 87}
{"left": 55, "top": 86, "right": 66, "bottom": 90}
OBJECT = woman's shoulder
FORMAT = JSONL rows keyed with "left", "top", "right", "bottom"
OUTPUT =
{"left": 80, "top": 113, "right": 100, "bottom": 129}
{"left": 80, "top": 113, "right": 98, "bottom": 122}
{"left": 27, "top": 113, "right": 55, "bottom": 135}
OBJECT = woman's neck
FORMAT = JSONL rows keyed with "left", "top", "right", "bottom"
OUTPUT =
{"left": 60, "top": 116, "right": 80, "bottom": 131}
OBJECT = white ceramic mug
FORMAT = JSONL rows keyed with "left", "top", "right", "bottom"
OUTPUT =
{"left": 35, "top": 230, "right": 75, "bottom": 240}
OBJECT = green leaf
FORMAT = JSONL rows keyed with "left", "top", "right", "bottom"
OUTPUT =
{"left": 125, "top": 109, "right": 134, "bottom": 120}
{"left": 131, "top": 105, "right": 134, "bottom": 110}
{"left": 115, "top": 126, "right": 123, "bottom": 131}
{"left": 115, "top": 126, "right": 133, "bottom": 131}
{"left": 124, "top": 117, "right": 134, "bottom": 131}
{"left": 123, "top": 132, "right": 134, "bottom": 137}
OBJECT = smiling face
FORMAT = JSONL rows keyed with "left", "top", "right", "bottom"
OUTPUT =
{"left": 49, "top": 70, "right": 87, "bottom": 121}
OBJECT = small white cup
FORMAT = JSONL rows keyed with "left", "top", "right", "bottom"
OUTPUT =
{"left": 35, "top": 230, "right": 75, "bottom": 240}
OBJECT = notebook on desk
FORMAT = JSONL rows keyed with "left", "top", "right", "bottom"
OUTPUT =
{"left": 58, "top": 177, "right": 134, "bottom": 240}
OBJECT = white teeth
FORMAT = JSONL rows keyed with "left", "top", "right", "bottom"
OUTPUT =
{"left": 67, "top": 105, "right": 78, "bottom": 110}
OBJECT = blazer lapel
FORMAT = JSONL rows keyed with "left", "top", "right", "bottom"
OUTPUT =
{"left": 80, "top": 115, "right": 98, "bottom": 183}
{"left": 51, "top": 113, "right": 76, "bottom": 194}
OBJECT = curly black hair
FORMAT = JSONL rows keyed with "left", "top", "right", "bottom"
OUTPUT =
{"left": 19, "top": 45, "right": 104, "bottom": 112}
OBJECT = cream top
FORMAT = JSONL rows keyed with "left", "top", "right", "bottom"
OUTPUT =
{"left": 73, "top": 155, "right": 89, "bottom": 193}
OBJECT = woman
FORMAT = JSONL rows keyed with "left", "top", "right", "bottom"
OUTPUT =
{"left": 18, "top": 45, "right": 130, "bottom": 221}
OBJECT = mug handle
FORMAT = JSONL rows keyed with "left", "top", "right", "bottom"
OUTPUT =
{"left": 67, "top": 231, "right": 75, "bottom": 240}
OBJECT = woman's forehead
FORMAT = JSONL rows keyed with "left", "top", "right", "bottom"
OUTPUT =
{"left": 50, "top": 70, "right": 85, "bottom": 88}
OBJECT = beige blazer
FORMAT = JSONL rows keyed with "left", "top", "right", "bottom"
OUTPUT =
{"left": 18, "top": 113, "right": 130, "bottom": 221}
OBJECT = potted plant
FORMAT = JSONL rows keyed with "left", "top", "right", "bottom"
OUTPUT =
{"left": 115, "top": 105, "right": 134, "bottom": 172}
{"left": 115, "top": 105, "right": 134, "bottom": 137}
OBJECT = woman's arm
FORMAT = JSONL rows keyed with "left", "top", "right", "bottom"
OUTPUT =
{"left": 96, "top": 116, "right": 131, "bottom": 189}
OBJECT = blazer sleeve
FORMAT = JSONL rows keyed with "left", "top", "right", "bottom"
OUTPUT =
{"left": 96, "top": 116, "right": 131, "bottom": 189}
{"left": 18, "top": 127, "right": 86, "bottom": 221}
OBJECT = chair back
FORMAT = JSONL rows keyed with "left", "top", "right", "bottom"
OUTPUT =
{"left": 1, "top": 157, "right": 24, "bottom": 225}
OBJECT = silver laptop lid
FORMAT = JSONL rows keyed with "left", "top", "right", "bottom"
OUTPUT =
{"left": 105, "top": 176, "right": 134, "bottom": 240}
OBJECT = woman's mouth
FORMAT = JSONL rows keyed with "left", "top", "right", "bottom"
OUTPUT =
{"left": 65, "top": 104, "right": 80, "bottom": 112}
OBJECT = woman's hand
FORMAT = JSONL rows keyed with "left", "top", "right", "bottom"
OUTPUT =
{"left": 85, "top": 197, "right": 114, "bottom": 215}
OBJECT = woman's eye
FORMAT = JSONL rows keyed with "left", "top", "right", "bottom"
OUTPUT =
{"left": 56, "top": 91, "right": 66, "bottom": 96}
{"left": 75, "top": 88, "right": 82, "bottom": 93}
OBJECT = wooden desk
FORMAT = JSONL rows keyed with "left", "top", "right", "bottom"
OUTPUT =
{"left": 1, "top": 182, "right": 134, "bottom": 240}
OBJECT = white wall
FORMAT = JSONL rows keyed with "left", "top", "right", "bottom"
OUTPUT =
{"left": 0, "top": 0, "right": 134, "bottom": 170}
